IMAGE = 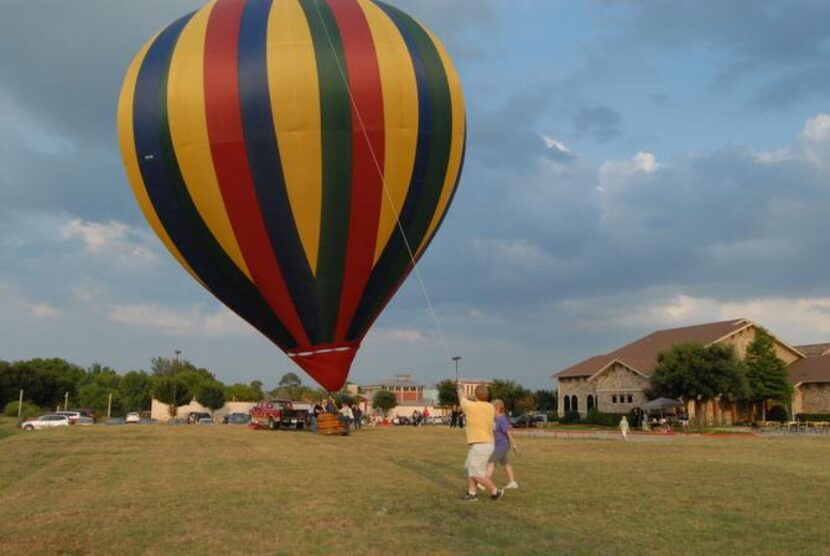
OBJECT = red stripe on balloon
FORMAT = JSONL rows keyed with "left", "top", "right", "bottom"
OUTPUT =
{"left": 328, "top": 0, "right": 386, "bottom": 342}
{"left": 203, "top": 0, "right": 311, "bottom": 348}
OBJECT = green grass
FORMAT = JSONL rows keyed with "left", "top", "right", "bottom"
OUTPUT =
{"left": 1, "top": 423, "right": 828, "bottom": 555}
{"left": 0, "top": 416, "right": 20, "bottom": 440}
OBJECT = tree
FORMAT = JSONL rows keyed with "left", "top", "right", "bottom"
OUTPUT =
{"left": 78, "top": 367, "right": 121, "bottom": 416}
{"left": 745, "top": 328, "right": 793, "bottom": 421}
{"left": 119, "top": 371, "right": 153, "bottom": 412}
{"left": 249, "top": 380, "right": 264, "bottom": 399}
{"left": 490, "top": 380, "right": 533, "bottom": 414}
{"left": 196, "top": 381, "right": 226, "bottom": 411}
{"left": 436, "top": 379, "right": 459, "bottom": 407}
{"left": 535, "top": 389, "right": 558, "bottom": 412}
{"left": 372, "top": 390, "right": 397, "bottom": 418}
{"left": 152, "top": 376, "right": 192, "bottom": 417}
{"left": 225, "top": 383, "right": 261, "bottom": 402}
{"left": 278, "top": 372, "right": 302, "bottom": 388}
{"left": 651, "top": 342, "right": 748, "bottom": 424}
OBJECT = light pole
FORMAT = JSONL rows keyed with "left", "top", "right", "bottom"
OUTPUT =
{"left": 452, "top": 356, "right": 461, "bottom": 384}
{"left": 173, "top": 349, "right": 181, "bottom": 418}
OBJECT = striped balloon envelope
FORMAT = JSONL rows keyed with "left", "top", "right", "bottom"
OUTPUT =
{"left": 117, "top": 0, "right": 465, "bottom": 391}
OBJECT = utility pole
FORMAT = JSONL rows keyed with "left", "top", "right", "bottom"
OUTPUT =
{"left": 17, "top": 389, "right": 23, "bottom": 419}
{"left": 173, "top": 349, "right": 181, "bottom": 418}
{"left": 452, "top": 356, "right": 461, "bottom": 385}
{"left": 107, "top": 392, "right": 113, "bottom": 419}
{"left": 64, "top": 391, "right": 69, "bottom": 411}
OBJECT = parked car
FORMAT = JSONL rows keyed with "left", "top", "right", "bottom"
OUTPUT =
{"left": 77, "top": 416, "right": 95, "bottom": 426}
{"left": 533, "top": 414, "right": 548, "bottom": 424}
{"left": 73, "top": 408, "right": 98, "bottom": 421}
{"left": 54, "top": 411, "right": 82, "bottom": 424}
{"left": 21, "top": 415, "right": 70, "bottom": 431}
{"left": 224, "top": 412, "right": 251, "bottom": 425}
{"left": 167, "top": 418, "right": 187, "bottom": 426}
{"left": 139, "top": 418, "right": 158, "bottom": 425}
{"left": 187, "top": 412, "right": 212, "bottom": 425}
{"left": 393, "top": 416, "right": 411, "bottom": 426}
{"left": 125, "top": 412, "right": 141, "bottom": 424}
{"left": 510, "top": 415, "right": 537, "bottom": 429}
{"left": 105, "top": 417, "right": 125, "bottom": 425}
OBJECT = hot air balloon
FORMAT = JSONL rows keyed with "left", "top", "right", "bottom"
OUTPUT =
{"left": 117, "top": 0, "right": 465, "bottom": 392}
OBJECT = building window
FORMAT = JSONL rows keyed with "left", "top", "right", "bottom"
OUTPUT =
{"left": 627, "top": 395, "right": 633, "bottom": 403}
{"left": 587, "top": 395, "right": 594, "bottom": 411}
{"left": 612, "top": 395, "right": 617, "bottom": 403}
{"left": 571, "top": 395, "right": 579, "bottom": 412}
{"left": 564, "top": 395, "right": 571, "bottom": 412}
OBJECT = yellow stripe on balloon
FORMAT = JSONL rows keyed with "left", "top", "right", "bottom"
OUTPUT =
{"left": 166, "top": 1, "right": 253, "bottom": 281}
{"left": 358, "top": 0, "right": 419, "bottom": 266}
{"left": 416, "top": 27, "right": 466, "bottom": 258}
{"left": 267, "top": 0, "right": 323, "bottom": 275}
{"left": 117, "top": 34, "right": 201, "bottom": 283}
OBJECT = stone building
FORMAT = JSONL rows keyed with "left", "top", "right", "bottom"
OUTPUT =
{"left": 553, "top": 319, "right": 830, "bottom": 423}
{"left": 362, "top": 374, "right": 425, "bottom": 404}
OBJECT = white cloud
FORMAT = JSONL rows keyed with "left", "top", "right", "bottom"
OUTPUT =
{"left": 801, "top": 113, "right": 830, "bottom": 172}
{"left": 539, "top": 134, "right": 573, "bottom": 156}
{"left": 29, "top": 303, "right": 60, "bottom": 318}
{"left": 59, "top": 218, "right": 157, "bottom": 262}
{"left": 371, "top": 328, "right": 426, "bottom": 343}
{"left": 598, "top": 150, "right": 659, "bottom": 190}
{"left": 105, "top": 303, "right": 250, "bottom": 337}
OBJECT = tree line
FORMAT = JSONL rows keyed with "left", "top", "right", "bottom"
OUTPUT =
{"left": 435, "top": 379, "right": 557, "bottom": 415}
{"left": 0, "top": 357, "right": 321, "bottom": 418}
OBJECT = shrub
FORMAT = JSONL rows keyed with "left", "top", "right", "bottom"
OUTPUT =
{"left": 3, "top": 401, "right": 42, "bottom": 420}
{"left": 766, "top": 405, "right": 789, "bottom": 422}
{"left": 583, "top": 409, "right": 625, "bottom": 427}
{"left": 546, "top": 411, "right": 559, "bottom": 423}
{"left": 795, "top": 413, "right": 830, "bottom": 422}
{"left": 559, "top": 410, "right": 580, "bottom": 424}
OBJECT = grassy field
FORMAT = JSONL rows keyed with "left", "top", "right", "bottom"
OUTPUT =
{"left": 1, "top": 418, "right": 829, "bottom": 555}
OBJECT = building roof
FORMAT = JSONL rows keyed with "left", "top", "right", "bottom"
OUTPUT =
{"left": 788, "top": 355, "right": 830, "bottom": 385}
{"left": 794, "top": 343, "right": 830, "bottom": 357}
{"left": 363, "top": 375, "right": 424, "bottom": 388}
{"left": 556, "top": 319, "right": 753, "bottom": 379}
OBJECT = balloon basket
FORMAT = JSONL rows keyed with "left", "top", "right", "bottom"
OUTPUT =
{"left": 316, "top": 413, "right": 347, "bottom": 436}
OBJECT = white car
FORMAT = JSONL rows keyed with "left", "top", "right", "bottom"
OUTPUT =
{"left": 54, "top": 411, "right": 82, "bottom": 424}
{"left": 22, "top": 415, "right": 70, "bottom": 431}
{"left": 125, "top": 412, "right": 141, "bottom": 424}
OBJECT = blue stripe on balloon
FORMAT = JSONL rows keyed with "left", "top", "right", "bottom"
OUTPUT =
{"left": 237, "top": 0, "right": 324, "bottom": 345}
{"left": 132, "top": 9, "right": 298, "bottom": 350}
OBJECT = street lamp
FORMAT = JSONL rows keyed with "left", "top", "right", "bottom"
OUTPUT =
{"left": 452, "top": 356, "right": 461, "bottom": 384}
{"left": 173, "top": 349, "right": 181, "bottom": 418}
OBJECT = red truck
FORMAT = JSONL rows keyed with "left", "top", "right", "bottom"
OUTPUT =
{"left": 249, "top": 399, "right": 308, "bottom": 430}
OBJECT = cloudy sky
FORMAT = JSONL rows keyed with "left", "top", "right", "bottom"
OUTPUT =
{"left": 2, "top": 0, "right": 830, "bottom": 390}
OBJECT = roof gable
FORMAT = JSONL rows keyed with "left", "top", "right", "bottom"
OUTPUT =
{"left": 789, "top": 355, "right": 830, "bottom": 385}
{"left": 555, "top": 319, "right": 753, "bottom": 379}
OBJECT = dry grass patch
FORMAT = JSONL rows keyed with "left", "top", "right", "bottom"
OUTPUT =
{"left": 0, "top": 423, "right": 828, "bottom": 555}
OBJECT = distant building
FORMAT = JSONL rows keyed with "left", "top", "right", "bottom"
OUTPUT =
{"left": 363, "top": 374, "right": 425, "bottom": 404}
{"left": 457, "top": 378, "right": 493, "bottom": 399}
{"left": 553, "top": 318, "right": 830, "bottom": 423}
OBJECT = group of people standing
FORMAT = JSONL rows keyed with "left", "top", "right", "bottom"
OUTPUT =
{"left": 448, "top": 406, "right": 466, "bottom": 428}
{"left": 309, "top": 398, "right": 363, "bottom": 434}
{"left": 456, "top": 384, "right": 518, "bottom": 502}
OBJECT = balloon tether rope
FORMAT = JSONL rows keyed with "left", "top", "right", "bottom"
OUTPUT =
{"left": 313, "top": 0, "right": 453, "bottom": 365}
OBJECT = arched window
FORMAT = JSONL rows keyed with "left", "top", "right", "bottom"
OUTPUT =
{"left": 571, "top": 395, "right": 579, "bottom": 413}
{"left": 587, "top": 395, "right": 595, "bottom": 411}
{"left": 564, "top": 395, "right": 571, "bottom": 412}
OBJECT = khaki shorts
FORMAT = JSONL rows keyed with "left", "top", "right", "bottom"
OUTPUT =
{"left": 489, "top": 448, "right": 509, "bottom": 466}
{"left": 465, "top": 442, "right": 494, "bottom": 478}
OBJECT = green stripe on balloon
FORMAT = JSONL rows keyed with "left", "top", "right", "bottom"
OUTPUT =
{"left": 299, "top": 0, "right": 353, "bottom": 344}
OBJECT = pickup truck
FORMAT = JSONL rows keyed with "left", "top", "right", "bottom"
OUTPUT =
{"left": 249, "top": 399, "right": 308, "bottom": 430}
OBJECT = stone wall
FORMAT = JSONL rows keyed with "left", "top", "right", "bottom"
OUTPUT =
{"left": 800, "top": 384, "right": 830, "bottom": 414}
{"left": 594, "top": 363, "right": 650, "bottom": 414}
{"left": 558, "top": 377, "right": 595, "bottom": 416}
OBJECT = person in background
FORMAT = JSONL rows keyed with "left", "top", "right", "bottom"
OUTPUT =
{"left": 352, "top": 404, "right": 363, "bottom": 430}
{"left": 339, "top": 402, "right": 353, "bottom": 434}
{"left": 619, "top": 415, "right": 630, "bottom": 440}
{"left": 450, "top": 406, "right": 458, "bottom": 428}
{"left": 423, "top": 407, "right": 430, "bottom": 425}
{"left": 310, "top": 400, "right": 323, "bottom": 433}
{"left": 456, "top": 384, "right": 503, "bottom": 501}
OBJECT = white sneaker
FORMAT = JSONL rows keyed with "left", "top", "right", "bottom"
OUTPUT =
{"left": 504, "top": 481, "right": 519, "bottom": 489}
